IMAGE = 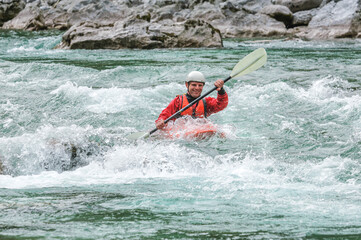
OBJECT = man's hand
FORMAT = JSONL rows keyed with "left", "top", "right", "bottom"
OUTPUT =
{"left": 156, "top": 119, "right": 165, "bottom": 129}
{"left": 214, "top": 79, "right": 224, "bottom": 91}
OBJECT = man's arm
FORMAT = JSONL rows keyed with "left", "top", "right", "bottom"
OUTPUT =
{"left": 155, "top": 97, "right": 180, "bottom": 129}
{"left": 205, "top": 89, "right": 228, "bottom": 116}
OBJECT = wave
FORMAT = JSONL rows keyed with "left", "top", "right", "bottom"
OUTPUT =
{"left": 1, "top": 139, "right": 360, "bottom": 191}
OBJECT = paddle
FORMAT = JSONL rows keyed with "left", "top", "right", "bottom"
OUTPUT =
{"left": 127, "top": 47, "right": 267, "bottom": 140}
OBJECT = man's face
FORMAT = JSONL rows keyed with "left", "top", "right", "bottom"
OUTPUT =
{"left": 186, "top": 81, "right": 204, "bottom": 98}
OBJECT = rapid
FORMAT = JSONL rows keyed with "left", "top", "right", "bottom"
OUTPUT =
{"left": 0, "top": 30, "right": 361, "bottom": 239}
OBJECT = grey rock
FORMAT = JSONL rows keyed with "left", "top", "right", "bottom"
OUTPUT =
{"left": 291, "top": 9, "right": 317, "bottom": 26}
{"left": 242, "top": 0, "right": 272, "bottom": 13}
{"left": 273, "top": 0, "right": 323, "bottom": 13}
{"left": 222, "top": 12, "right": 289, "bottom": 38}
{"left": 261, "top": 4, "right": 293, "bottom": 27}
{"left": 1, "top": 0, "right": 17, "bottom": 3}
{"left": 1, "top": 0, "right": 360, "bottom": 48}
{"left": 187, "top": 2, "right": 225, "bottom": 22}
{"left": 309, "top": 0, "right": 357, "bottom": 27}
{"left": 351, "top": 4, "right": 361, "bottom": 38}
{"left": 3, "top": 3, "right": 46, "bottom": 30}
{"left": 55, "top": 18, "right": 223, "bottom": 49}
{"left": 297, "top": 0, "right": 360, "bottom": 39}
{"left": 0, "top": 0, "right": 25, "bottom": 26}
{"left": 220, "top": 1, "right": 240, "bottom": 13}
{"left": 273, "top": 0, "right": 361, "bottom": 39}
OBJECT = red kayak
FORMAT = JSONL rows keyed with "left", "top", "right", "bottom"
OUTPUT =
{"left": 157, "top": 118, "right": 224, "bottom": 140}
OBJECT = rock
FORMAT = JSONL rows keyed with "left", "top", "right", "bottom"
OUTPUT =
{"left": 45, "top": 0, "right": 126, "bottom": 29}
{"left": 154, "top": 4, "right": 179, "bottom": 21}
{"left": 291, "top": 9, "right": 317, "bottom": 27}
{"left": 219, "top": 0, "right": 242, "bottom": 17}
{"left": 3, "top": 0, "right": 127, "bottom": 30}
{"left": 241, "top": 0, "right": 272, "bottom": 13}
{"left": 319, "top": 0, "right": 333, "bottom": 8}
{"left": 351, "top": 6, "right": 361, "bottom": 38}
{"left": 296, "top": 0, "right": 360, "bottom": 39}
{"left": 0, "top": 0, "right": 25, "bottom": 26}
{"left": 309, "top": 0, "right": 358, "bottom": 27}
{"left": 272, "top": 0, "right": 323, "bottom": 13}
{"left": 223, "top": 12, "right": 289, "bottom": 38}
{"left": 125, "top": 0, "right": 144, "bottom": 7}
{"left": 2, "top": 3, "right": 47, "bottom": 30}
{"left": 261, "top": 4, "right": 293, "bottom": 27}
{"left": 55, "top": 18, "right": 223, "bottom": 49}
{"left": 187, "top": 2, "right": 225, "bottom": 22}
{"left": 1, "top": 0, "right": 360, "bottom": 47}
{"left": 212, "top": 0, "right": 290, "bottom": 37}
{"left": 178, "top": 19, "right": 223, "bottom": 47}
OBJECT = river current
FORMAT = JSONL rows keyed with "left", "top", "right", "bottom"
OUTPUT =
{"left": 0, "top": 30, "right": 361, "bottom": 239}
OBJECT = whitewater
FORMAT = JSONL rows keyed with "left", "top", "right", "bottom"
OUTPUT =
{"left": 0, "top": 30, "right": 361, "bottom": 239}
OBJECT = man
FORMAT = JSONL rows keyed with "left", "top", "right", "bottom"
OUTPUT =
{"left": 156, "top": 71, "right": 228, "bottom": 129}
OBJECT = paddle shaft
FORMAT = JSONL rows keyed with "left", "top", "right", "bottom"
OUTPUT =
{"left": 149, "top": 75, "right": 232, "bottom": 135}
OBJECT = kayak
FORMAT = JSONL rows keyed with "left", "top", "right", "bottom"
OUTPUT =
{"left": 157, "top": 118, "right": 223, "bottom": 140}
{"left": 167, "top": 123, "right": 218, "bottom": 140}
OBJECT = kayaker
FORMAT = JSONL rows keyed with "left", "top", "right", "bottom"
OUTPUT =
{"left": 155, "top": 71, "right": 228, "bottom": 129}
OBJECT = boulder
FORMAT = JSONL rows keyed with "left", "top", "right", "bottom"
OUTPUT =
{"left": 210, "top": 0, "right": 291, "bottom": 37}
{"left": 43, "top": 0, "right": 127, "bottom": 30}
{"left": 261, "top": 4, "right": 293, "bottom": 27}
{"left": 291, "top": 9, "right": 317, "bottom": 27}
{"left": 55, "top": 18, "right": 223, "bottom": 49}
{"left": 272, "top": 0, "right": 323, "bottom": 13}
{"left": 223, "top": 12, "right": 289, "bottom": 38}
{"left": 1, "top": 0, "right": 360, "bottom": 47}
{"left": 187, "top": 2, "right": 225, "bottom": 22}
{"left": 2, "top": 3, "right": 46, "bottom": 30}
{"left": 3, "top": 0, "right": 127, "bottom": 30}
{"left": 220, "top": 1, "right": 241, "bottom": 13}
{"left": 351, "top": 7, "right": 361, "bottom": 38}
{"left": 241, "top": 0, "right": 273, "bottom": 13}
{"left": 296, "top": 0, "right": 360, "bottom": 39}
{"left": 0, "top": 0, "right": 25, "bottom": 26}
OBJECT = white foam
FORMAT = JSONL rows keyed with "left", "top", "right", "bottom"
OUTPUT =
{"left": 7, "top": 46, "right": 37, "bottom": 53}
{"left": 86, "top": 87, "right": 141, "bottom": 114}
{"left": 1, "top": 138, "right": 360, "bottom": 203}
{"left": 50, "top": 81, "right": 92, "bottom": 96}
{"left": 49, "top": 81, "right": 184, "bottom": 114}
{"left": 0, "top": 124, "right": 105, "bottom": 175}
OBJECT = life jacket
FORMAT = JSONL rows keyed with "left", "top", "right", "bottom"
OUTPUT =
{"left": 179, "top": 94, "right": 207, "bottom": 118}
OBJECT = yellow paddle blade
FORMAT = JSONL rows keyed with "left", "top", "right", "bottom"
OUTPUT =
{"left": 230, "top": 48, "right": 267, "bottom": 78}
{"left": 126, "top": 131, "right": 150, "bottom": 140}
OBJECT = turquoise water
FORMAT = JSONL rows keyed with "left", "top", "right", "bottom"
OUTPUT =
{"left": 1, "top": 30, "right": 361, "bottom": 239}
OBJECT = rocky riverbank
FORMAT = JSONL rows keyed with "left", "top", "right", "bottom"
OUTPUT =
{"left": 1, "top": 0, "right": 360, "bottom": 49}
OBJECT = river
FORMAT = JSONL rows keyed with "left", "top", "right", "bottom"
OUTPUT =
{"left": 1, "top": 30, "right": 361, "bottom": 239}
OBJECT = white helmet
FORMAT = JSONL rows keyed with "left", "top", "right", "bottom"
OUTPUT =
{"left": 186, "top": 71, "right": 206, "bottom": 84}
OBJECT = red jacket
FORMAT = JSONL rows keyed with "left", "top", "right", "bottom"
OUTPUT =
{"left": 156, "top": 91, "right": 228, "bottom": 122}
